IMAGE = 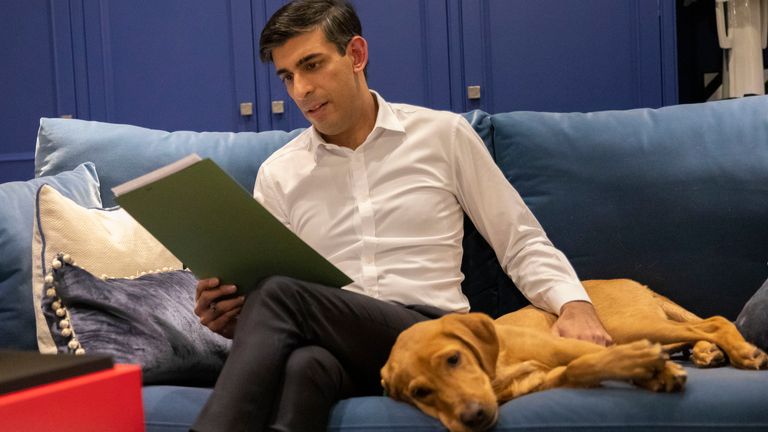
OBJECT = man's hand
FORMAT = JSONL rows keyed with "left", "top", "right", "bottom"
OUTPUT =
{"left": 194, "top": 277, "right": 245, "bottom": 339}
{"left": 551, "top": 300, "right": 613, "bottom": 346}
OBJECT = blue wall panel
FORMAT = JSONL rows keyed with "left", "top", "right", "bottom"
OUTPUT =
{"left": 260, "top": 0, "right": 452, "bottom": 132}
{"left": 77, "top": 0, "right": 258, "bottom": 132}
{"left": 355, "top": 0, "right": 451, "bottom": 110}
{"left": 0, "top": 157, "right": 35, "bottom": 183}
{"left": 0, "top": 0, "right": 74, "bottom": 182}
{"left": 1, "top": 0, "right": 679, "bottom": 185}
{"left": 459, "top": 0, "right": 676, "bottom": 113}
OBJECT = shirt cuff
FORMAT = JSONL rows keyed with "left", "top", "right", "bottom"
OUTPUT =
{"left": 544, "top": 283, "right": 593, "bottom": 315}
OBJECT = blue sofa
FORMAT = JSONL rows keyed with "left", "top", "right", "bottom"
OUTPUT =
{"left": 5, "top": 96, "right": 768, "bottom": 430}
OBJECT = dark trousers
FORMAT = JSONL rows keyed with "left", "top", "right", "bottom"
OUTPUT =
{"left": 191, "top": 276, "right": 446, "bottom": 432}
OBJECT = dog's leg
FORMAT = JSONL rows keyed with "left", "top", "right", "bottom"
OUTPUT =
{"left": 655, "top": 294, "right": 703, "bottom": 323}
{"left": 560, "top": 340, "right": 667, "bottom": 386}
{"left": 617, "top": 316, "right": 768, "bottom": 370}
{"left": 493, "top": 340, "right": 669, "bottom": 402}
{"left": 633, "top": 360, "right": 687, "bottom": 392}
{"left": 691, "top": 340, "right": 727, "bottom": 367}
{"left": 654, "top": 296, "right": 727, "bottom": 367}
{"left": 493, "top": 360, "right": 556, "bottom": 402}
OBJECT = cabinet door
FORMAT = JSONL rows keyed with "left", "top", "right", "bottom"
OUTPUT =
{"left": 458, "top": 0, "right": 677, "bottom": 113}
{"left": 354, "top": 0, "right": 451, "bottom": 110}
{"left": 0, "top": 1, "right": 75, "bottom": 182}
{"left": 257, "top": 0, "right": 452, "bottom": 132}
{"left": 76, "top": 0, "right": 258, "bottom": 132}
{"left": 256, "top": 0, "right": 304, "bottom": 132}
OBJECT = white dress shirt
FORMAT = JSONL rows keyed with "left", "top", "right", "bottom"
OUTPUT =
{"left": 253, "top": 91, "right": 590, "bottom": 314}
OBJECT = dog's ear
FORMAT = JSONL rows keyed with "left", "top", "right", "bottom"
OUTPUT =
{"left": 380, "top": 361, "right": 398, "bottom": 399}
{"left": 446, "top": 313, "right": 500, "bottom": 378}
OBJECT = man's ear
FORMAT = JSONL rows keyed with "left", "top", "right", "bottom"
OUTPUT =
{"left": 445, "top": 313, "right": 500, "bottom": 378}
{"left": 346, "top": 35, "right": 368, "bottom": 74}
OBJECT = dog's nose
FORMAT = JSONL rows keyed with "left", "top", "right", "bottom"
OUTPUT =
{"left": 459, "top": 402, "right": 491, "bottom": 429}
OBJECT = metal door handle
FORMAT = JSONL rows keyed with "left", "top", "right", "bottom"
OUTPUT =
{"left": 271, "top": 100, "right": 285, "bottom": 114}
{"left": 240, "top": 102, "right": 253, "bottom": 117}
{"left": 467, "top": 86, "right": 481, "bottom": 100}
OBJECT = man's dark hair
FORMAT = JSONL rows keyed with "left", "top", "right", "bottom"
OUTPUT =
{"left": 259, "top": 0, "right": 363, "bottom": 63}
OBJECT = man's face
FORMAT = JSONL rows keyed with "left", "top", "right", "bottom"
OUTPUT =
{"left": 272, "top": 28, "right": 366, "bottom": 144}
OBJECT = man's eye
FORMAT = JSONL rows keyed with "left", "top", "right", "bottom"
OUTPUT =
{"left": 411, "top": 387, "right": 433, "bottom": 400}
{"left": 305, "top": 62, "right": 319, "bottom": 71}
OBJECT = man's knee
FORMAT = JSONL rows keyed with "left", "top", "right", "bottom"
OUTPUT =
{"left": 284, "top": 346, "right": 348, "bottom": 391}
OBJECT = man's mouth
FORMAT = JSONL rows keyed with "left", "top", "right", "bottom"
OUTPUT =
{"left": 305, "top": 102, "right": 327, "bottom": 114}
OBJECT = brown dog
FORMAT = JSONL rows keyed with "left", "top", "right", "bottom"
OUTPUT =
{"left": 381, "top": 279, "right": 768, "bottom": 432}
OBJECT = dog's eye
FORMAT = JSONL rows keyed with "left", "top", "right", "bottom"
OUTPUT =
{"left": 447, "top": 352, "right": 461, "bottom": 367}
{"left": 411, "top": 386, "right": 433, "bottom": 399}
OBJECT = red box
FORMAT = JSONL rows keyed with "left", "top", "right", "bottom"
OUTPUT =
{"left": 0, "top": 364, "right": 144, "bottom": 431}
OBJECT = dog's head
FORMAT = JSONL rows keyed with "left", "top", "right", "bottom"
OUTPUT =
{"left": 381, "top": 313, "right": 500, "bottom": 432}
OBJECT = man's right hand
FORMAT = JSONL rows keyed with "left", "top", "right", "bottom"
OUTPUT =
{"left": 194, "top": 278, "right": 245, "bottom": 339}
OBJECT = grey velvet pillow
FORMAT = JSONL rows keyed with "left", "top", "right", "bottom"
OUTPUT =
{"left": 736, "top": 278, "right": 768, "bottom": 352}
{"left": 41, "top": 256, "right": 230, "bottom": 385}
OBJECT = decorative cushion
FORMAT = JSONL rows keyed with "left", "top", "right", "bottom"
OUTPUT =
{"left": 41, "top": 255, "right": 230, "bottom": 385}
{"left": 736, "top": 278, "right": 768, "bottom": 352}
{"left": 35, "top": 117, "right": 302, "bottom": 207}
{"left": 33, "top": 185, "right": 183, "bottom": 353}
{"left": 0, "top": 163, "right": 101, "bottom": 350}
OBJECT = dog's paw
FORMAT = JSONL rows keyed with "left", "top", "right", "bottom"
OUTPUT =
{"left": 607, "top": 340, "right": 666, "bottom": 381}
{"left": 729, "top": 343, "right": 768, "bottom": 370}
{"left": 635, "top": 360, "right": 686, "bottom": 392}
{"left": 691, "top": 341, "right": 726, "bottom": 368}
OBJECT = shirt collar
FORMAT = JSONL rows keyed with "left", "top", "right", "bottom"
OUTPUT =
{"left": 308, "top": 90, "right": 406, "bottom": 160}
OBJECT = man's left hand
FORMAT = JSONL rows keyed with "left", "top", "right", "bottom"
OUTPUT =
{"left": 551, "top": 300, "right": 613, "bottom": 346}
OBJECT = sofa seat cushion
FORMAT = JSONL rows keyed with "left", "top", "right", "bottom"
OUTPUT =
{"left": 143, "top": 365, "right": 768, "bottom": 431}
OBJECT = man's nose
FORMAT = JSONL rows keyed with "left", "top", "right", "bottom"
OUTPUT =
{"left": 293, "top": 73, "right": 314, "bottom": 97}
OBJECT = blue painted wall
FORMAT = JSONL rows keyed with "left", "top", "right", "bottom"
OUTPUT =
{"left": 0, "top": 0, "right": 677, "bottom": 184}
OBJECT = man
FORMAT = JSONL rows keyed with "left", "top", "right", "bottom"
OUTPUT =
{"left": 192, "top": 1, "right": 611, "bottom": 431}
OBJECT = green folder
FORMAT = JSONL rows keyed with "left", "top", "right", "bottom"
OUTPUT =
{"left": 112, "top": 154, "right": 352, "bottom": 295}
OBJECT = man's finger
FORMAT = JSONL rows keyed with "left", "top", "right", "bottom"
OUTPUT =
{"left": 208, "top": 307, "right": 241, "bottom": 334}
{"left": 213, "top": 295, "right": 245, "bottom": 314}
{"left": 195, "top": 284, "right": 237, "bottom": 314}
{"left": 195, "top": 278, "right": 220, "bottom": 299}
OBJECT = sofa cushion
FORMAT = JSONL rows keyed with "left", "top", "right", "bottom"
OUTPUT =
{"left": 458, "top": 110, "right": 530, "bottom": 317}
{"left": 142, "top": 364, "right": 768, "bottom": 431}
{"left": 462, "top": 110, "right": 493, "bottom": 153}
{"left": 0, "top": 163, "right": 101, "bottom": 350}
{"left": 491, "top": 96, "right": 768, "bottom": 319}
{"left": 35, "top": 118, "right": 302, "bottom": 207}
{"left": 42, "top": 260, "right": 230, "bottom": 385}
{"left": 736, "top": 277, "right": 768, "bottom": 352}
{"left": 32, "top": 185, "right": 183, "bottom": 353}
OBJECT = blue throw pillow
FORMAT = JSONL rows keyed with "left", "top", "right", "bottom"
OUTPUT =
{"left": 41, "top": 256, "right": 230, "bottom": 385}
{"left": 0, "top": 163, "right": 101, "bottom": 350}
{"left": 736, "top": 279, "right": 768, "bottom": 352}
{"left": 35, "top": 118, "right": 302, "bottom": 207}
